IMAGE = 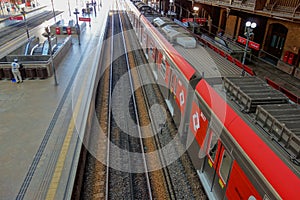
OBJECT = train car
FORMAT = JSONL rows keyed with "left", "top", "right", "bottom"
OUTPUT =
{"left": 125, "top": 0, "right": 300, "bottom": 199}
{"left": 127, "top": 1, "right": 201, "bottom": 128}
{"left": 187, "top": 78, "right": 300, "bottom": 199}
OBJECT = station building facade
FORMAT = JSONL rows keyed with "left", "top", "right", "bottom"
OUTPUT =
{"left": 146, "top": 0, "right": 300, "bottom": 75}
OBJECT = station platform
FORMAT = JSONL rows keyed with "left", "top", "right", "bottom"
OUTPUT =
{"left": 0, "top": 3, "right": 111, "bottom": 199}
{"left": 248, "top": 59, "right": 300, "bottom": 104}
{"left": 1, "top": 1, "right": 300, "bottom": 199}
{"left": 197, "top": 36, "right": 300, "bottom": 104}
{"left": 0, "top": 5, "right": 46, "bottom": 24}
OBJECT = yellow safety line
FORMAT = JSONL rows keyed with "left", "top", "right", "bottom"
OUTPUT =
{"left": 46, "top": 2, "right": 109, "bottom": 197}
{"left": 46, "top": 117, "right": 76, "bottom": 200}
{"left": 46, "top": 77, "right": 86, "bottom": 200}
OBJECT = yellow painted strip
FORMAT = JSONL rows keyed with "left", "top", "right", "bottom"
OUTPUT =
{"left": 46, "top": 78, "right": 86, "bottom": 200}
{"left": 218, "top": 178, "right": 225, "bottom": 189}
{"left": 208, "top": 159, "right": 213, "bottom": 167}
{"left": 46, "top": 118, "right": 75, "bottom": 199}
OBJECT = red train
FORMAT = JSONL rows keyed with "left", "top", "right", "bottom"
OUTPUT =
{"left": 125, "top": 0, "right": 300, "bottom": 199}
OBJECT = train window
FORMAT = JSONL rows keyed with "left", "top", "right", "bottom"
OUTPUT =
{"left": 208, "top": 130, "right": 218, "bottom": 162}
{"left": 160, "top": 59, "right": 166, "bottom": 78}
{"left": 219, "top": 150, "right": 232, "bottom": 184}
{"left": 149, "top": 48, "right": 153, "bottom": 58}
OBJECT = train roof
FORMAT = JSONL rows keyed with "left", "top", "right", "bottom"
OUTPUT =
{"left": 196, "top": 78, "right": 300, "bottom": 199}
{"left": 132, "top": 11, "right": 196, "bottom": 80}
{"left": 221, "top": 77, "right": 300, "bottom": 165}
{"left": 133, "top": 1, "right": 161, "bottom": 19}
{"left": 146, "top": 17, "right": 242, "bottom": 79}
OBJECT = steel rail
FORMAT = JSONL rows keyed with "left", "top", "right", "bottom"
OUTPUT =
{"left": 117, "top": 7, "right": 153, "bottom": 200}
{"left": 105, "top": 9, "right": 114, "bottom": 200}
{"left": 105, "top": 1, "right": 153, "bottom": 199}
{"left": 130, "top": 44, "right": 177, "bottom": 200}
{"left": 118, "top": 8, "right": 176, "bottom": 199}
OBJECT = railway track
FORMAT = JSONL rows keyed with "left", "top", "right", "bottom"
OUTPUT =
{"left": 120, "top": 11, "right": 207, "bottom": 200}
{"left": 105, "top": 10, "right": 152, "bottom": 199}
{"left": 120, "top": 12, "right": 176, "bottom": 200}
{"left": 80, "top": 9, "right": 153, "bottom": 199}
{"left": 79, "top": 5, "right": 207, "bottom": 200}
{"left": 0, "top": 10, "right": 62, "bottom": 46}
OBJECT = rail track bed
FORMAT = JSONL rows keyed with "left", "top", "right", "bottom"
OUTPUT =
{"left": 0, "top": 10, "right": 62, "bottom": 46}
{"left": 79, "top": 8, "right": 207, "bottom": 200}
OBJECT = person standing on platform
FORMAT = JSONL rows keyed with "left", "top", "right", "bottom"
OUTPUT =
{"left": 11, "top": 58, "right": 23, "bottom": 83}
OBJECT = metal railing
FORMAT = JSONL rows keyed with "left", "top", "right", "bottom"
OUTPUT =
{"left": 269, "top": 0, "right": 300, "bottom": 7}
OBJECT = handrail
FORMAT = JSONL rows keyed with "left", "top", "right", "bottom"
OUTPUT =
{"left": 30, "top": 44, "right": 39, "bottom": 55}
{"left": 293, "top": 2, "right": 300, "bottom": 16}
{"left": 270, "top": 0, "right": 279, "bottom": 12}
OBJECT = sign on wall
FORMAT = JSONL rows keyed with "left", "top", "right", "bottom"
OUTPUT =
{"left": 237, "top": 36, "right": 260, "bottom": 51}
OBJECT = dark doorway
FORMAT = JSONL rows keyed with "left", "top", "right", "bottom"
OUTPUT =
{"left": 265, "top": 23, "right": 288, "bottom": 59}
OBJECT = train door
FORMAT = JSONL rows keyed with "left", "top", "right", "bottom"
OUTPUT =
{"left": 149, "top": 45, "right": 158, "bottom": 80}
{"left": 200, "top": 129, "right": 233, "bottom": 200}
{"left": 142, "top": 31, "right": 148, "bottom": 58}
{"left": 167, "top": 70, "right": 179, "bottom": 121}
{"left": 140, "top": 25, "right": 144, "bottom": 44}
{"left": 134, "top": 16, "right": 138, "bottom": 31}
{"left": 157, "top": 54, "right": 170, "bottom": 85}
{"left": 169, "top": 71, "right": 177, "bottom": 100}
{"left": 154, "top": 51, "right": 163, "bottom": 81}
{"left": 146, "top": 37, "right": 155, "bottom": 61}
{"left": 148, "top": 40, "right": 156, "bottom": 63}
{"left": 164, "top": 59, "right": 171, "bottom": 86}
{"left": 226, "top": 161, "right": 262, "bottom": 200}
{"left": 129, "top": 12, "right": 134, "bottom": 26}
{"left": 156, "top": 52, "right": 168, "bottom": 99}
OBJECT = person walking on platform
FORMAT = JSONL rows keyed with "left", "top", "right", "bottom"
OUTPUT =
{"left": 11, "top": 59, "right": 23, "bottom": 83}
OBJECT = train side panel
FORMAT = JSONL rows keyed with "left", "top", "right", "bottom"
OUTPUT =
{"left": 186, "top": 80, "right": 268, "bottom": 199}
{"left": 189, "top": 101, "right": 209, "bottom": 148}
{"left": 226, "top": 161, "right": 261, "bottom": 200}
{"left": 186, "top": 95, "right": 210, "bottom": 170}
{"left": 194, "top": 79, "right": 300, "bottom": 199}
{"left": 156, "top": 51, "right": 190, "bottom": 127}
{"left": 187, "top": 92, "right": 230, "bottom": 199}
{"left": 131, "top": 11, "right": 195, "bottom": 129}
